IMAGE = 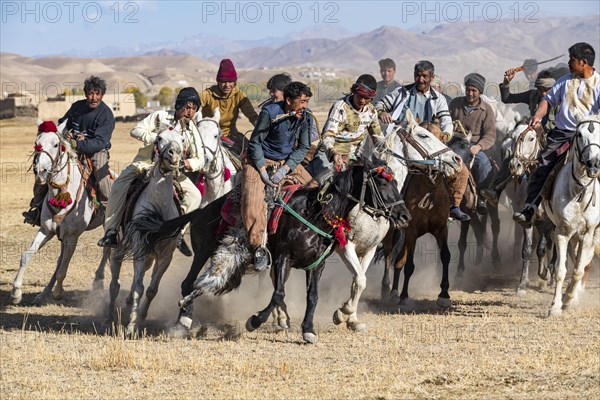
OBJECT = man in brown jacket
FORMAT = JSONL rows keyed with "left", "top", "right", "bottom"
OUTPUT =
{"left": 200, "top": 58, "right": 259, "bottom": 156}
{"left": 449, "top": 73, "right": 496, "bottom": 213}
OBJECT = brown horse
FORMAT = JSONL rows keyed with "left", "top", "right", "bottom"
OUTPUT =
{"left": 381, "top": 121, "right": 458, "bottom": 310}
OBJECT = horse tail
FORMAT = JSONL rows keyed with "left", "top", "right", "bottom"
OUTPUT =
{"left": 193, "top": 227, "right": 253, "bottom": 295}
{"left": 373, "top": 229, "right": 405, "bottom": 266}
{"left": 119, "top": 210, "right": 169, "bottom": 260}
{"left": 152, "top": 208, "right": 203, "bottom": 243}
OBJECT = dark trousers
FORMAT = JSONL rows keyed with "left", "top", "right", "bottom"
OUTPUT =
{"left": 525, "top": 128, "right": 574, "bottom": 206}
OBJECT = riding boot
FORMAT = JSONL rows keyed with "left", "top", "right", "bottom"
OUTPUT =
{"left": 513, "top": 204, "right": 535, "bottom": 228}
{"left": 253, "top": 246, "right": 271, "bottom": 272}
{"left": 22, "top": 183, "right": 48, "bottom": 226}
{"left": 98, "top": 229, "right": 118, "bottom": 248}
{"left": 449, "top": 206, "right": 470, "bottom": 221}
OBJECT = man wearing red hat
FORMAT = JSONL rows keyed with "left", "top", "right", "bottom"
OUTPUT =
{"left": 200, "top": 58, "right": 258, "bottom": 158}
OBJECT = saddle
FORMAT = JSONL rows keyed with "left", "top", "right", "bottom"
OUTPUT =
{"left": 122, "top": 173, "right": 184, "bottom": 229}
{"left": 214, "top": 183, "right": 304, "bottom": 240}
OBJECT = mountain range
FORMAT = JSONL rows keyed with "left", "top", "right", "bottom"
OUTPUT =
{"left": 2, "top": 16, "right": 598, "bottom": 104}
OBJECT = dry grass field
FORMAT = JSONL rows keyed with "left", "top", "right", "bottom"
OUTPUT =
{"left": 1, "top": 117, "right": 599, "bottom": 399}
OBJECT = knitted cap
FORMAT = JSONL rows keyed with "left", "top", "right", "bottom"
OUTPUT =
{"left": 216, "top": 59, "right": 237, "bottom": 82}
{"left": 464, "top": 73, "right": 486, "bottom": 93}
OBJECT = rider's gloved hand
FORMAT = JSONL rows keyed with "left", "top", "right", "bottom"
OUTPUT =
{"left": 260, "top": 170, "right": 275, "bottom": 187}
{"left": 271, "top": 166, "right": 289, "bottom": 184}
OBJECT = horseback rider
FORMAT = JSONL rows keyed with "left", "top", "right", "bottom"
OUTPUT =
{"left": 480, "top": 69, "right": 557, "bottom": 206}
{"left": 23, "top": 75, "right": 115, "bottom": 226}
{"left": 375, "top": 61, "right": 471, "bottom": 221}
{"left": 97, "top": 87, "right": 204, "bottom": 256}
{"left": 242, "top": 81, "right": 315, "bottom": 270}
{"left": 513, "top": 42, "right": 600, "bottom": 227}
{"left": 309, "top": 74, "right": 385, "bottom": 184}
{"left": 449, "top": 73, "right": 497, "bottom": 215}
{"left": 200, "top": 58, "right": 258, "bottom": 157}
{"left": 374, "top": 58, "right": 402, "bottom": 103}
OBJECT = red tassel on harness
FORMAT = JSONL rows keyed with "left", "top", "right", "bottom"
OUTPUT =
{"left": 48, "top": 190, "right": 72, "bottom": 209}
{"left": 324, "top": 214, "right": 352, "bottom": 249}
{"left": 195, "top": 173, "right": 205, "bottom": 196}
{"left": 224, "top": 167, "right": 231, "bottom": 182}
{"left": 34, "top": 144, "right": 43, "bottom": 151}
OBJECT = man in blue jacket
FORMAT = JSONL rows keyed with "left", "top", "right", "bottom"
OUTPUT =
{"left": 241, "top": 81, "right": 315, "bottom": 270}
{"left": 23, "top": 75, "right": 115, "bottom": 225}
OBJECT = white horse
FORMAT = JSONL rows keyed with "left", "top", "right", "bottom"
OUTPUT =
{"left": 502, "top": 120, "right": 557, "bottom": 295}
{"left": 331, "top": 110, "right": 462, "bottom": 330}
{"left": 11, "top": 121, "right": 109, "bottom": 305}
{"left": 543, "top": 115, "right": 600, "bottom": 316}
{"left": 193, "top": 108, "right": 239, "bottom": 207}
{"left": 105, "top": 128, "right": 186, "bottom": 334}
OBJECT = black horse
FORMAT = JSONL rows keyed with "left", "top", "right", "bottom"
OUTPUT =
{"left": 447, "top": 134, "right": 501, "bottom": 276}
{"left": 152, "top": 159, "right": 411, "bottom": 343}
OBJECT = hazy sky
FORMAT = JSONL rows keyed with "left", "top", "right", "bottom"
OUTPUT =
{"left": 1, "top": 0, "right": 598, "bottom": 56}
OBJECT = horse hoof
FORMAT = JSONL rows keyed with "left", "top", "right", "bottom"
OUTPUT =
{"left": 347, "top": 321, "right": 367, "bottom": 333}
{"left": 516, "top": 288, "right": 527, "bottom": 297}
{"left": 92, "top": 279, "right": 104, "bottom": 291}
{"left": 245, "top": 315, "right": 260, "bottom": 332}
{"left": 333, "top": 309, "right": 349, "bottom": 325}
{"left": 52, "top": 289, "right": 64, "bottom": 301}
{"left": 169, "top": 322, "right": 191, "bottom": 339}
{"left": 10, "top": 288, "right": 22, "bottom": 305}
{"left": 126, "top": 323, "right": 137, "bottom": 337}
{"left": 303, "top": 332, "right": 318, "bottom": 344}
{"left": 274, "top": 318, "right": 289, "bottom": 331}
{"left": 539, "top": 269, "right": 550, "bottom": 281}
{"left": 390, "top": 289, "right": 399, "bottom": 298}
{"left": 397, "top": 298, "right": 414, "bottom": 313}
{"left": 32, "top": 293, "right": 47, "bottom": 306}
{"left": 437, "top": 296, "right": 452, "bottom": 309}
{"left": 547, "top": 308, "right": 562, "bottom": 317}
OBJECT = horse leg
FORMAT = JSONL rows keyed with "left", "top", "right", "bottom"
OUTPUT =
{"left": 381, "top": 231, "right": 394, "bottom": 299}
{"left": 473, "top": 216, "right": 486, "bottom": 265}
{"left": 456, "top": 221, "right": 469, "bottom": 278}
{"left": 333, "top": 242, "right": 368, "bottom": 332}
{"left": 563, "top": 234, "right": 595, "bottom": 309}
{"left": 536, "top": 230, "right": 550, "bottom": 282}
{"left": 140, "top": 247, "right": 176, "bottom": 321}
{"left": 548, "top": 233, "right": 570, "bottom": 316}
{"left": 435, "top": 227, "right": 452, "bottom": 308}
{"left": 105, "top": 251, "right": 124, "bottom": 331}
{"left": 581, "top": 261, "right": 593, "bottom": 292}
{"left": 49, "top": 238, "right": 79, "bottom": 301}
{"left": 517, "top": 226, "right": 534, "bottom": 295}
{"left": 398, "top": 239, "right": 416, "bottom": 313}
{"left": 273, "top": 266, "right": 291, "bottom": 331}
{"left": 12, "top": 229, "right": 54, "bottom": 304}
{"left": 93, "top": 247, "right": 111, "bottom": 291}
{"left": 489, "top": 205, "right": 501, "bottom": 269}
{"left": 127, "top": 257, "right": 150, "bottom": 335}
{"left": 246, "top": 255, "right": 288, "bottom": 332}
{"left": 301, "top": 266, "right": 325, "bottom": 344}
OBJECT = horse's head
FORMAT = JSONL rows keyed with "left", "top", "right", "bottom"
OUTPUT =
{"left": 574, "top": 115, "right": 600, "bottom": 178}
{"left": 335, "top": 157, "right": 411, "bottom": 229}
{"left": 154, "top": 127, "right": 185, "bottom": 175}
{"left": 34, "top": 121, "right": 72, "bottom": 185}
{"left": 382, "top": 111, "right": 462, "bottom": 180}
{"left": 509, "top": 119, "right": 544, "bottom": 177}
{"left": 195, "top": 108, "right": 223, "bottom": 174}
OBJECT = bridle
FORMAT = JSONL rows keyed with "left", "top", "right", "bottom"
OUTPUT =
{"left": 383, "top": 124, "right": 454, "bottom": 177}
{"left": 571, "top": 119, "right": 600, "bottom": 198}
{"left": 33, "top": 130, "right": 71, "bottom": 189}
{"left": 154, "top": 133, "right": 183, "bottom": 177}
{"left": 196, "top": 118, "right": 226, "bottom": 181}
{"left": 335, "top": 166, "right": 405, "bottom": 220}
{"left": 511, "top": 125, "right": 544, "bottom": 177}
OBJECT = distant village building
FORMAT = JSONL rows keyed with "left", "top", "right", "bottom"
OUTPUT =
{"left": 37, "top": 93, "right": 136, "bottom": 121}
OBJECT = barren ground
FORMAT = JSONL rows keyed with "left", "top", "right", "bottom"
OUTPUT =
{"left": 1, "top": 117, "right": 598, "bottom": 400}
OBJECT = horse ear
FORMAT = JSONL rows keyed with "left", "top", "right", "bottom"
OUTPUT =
{"left": 405, "top": 109, "right": 417, "bottom": 129}
{"left": 212, "top": 107, "right": 221, "bottom": 123}
{"left": 194, "top": 108, "right": 203, "bottom": 124}
{"left": 57, "top": 119, "right": 68, "bottom": 133}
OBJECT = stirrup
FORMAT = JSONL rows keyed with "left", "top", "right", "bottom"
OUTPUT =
{"left": 253, "top": 246, "right": 272, "bottom": 272}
